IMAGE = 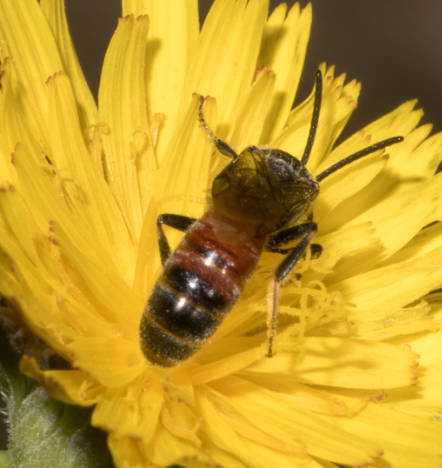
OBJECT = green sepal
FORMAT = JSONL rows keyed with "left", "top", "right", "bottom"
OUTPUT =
{"left": 0, "top": 450, "right": 11, "bottom": 468}
{"left": 0, "top": 326, "right": 113, "bottom": 468}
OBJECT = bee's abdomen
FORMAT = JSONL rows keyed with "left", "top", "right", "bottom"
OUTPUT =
{"left": 140, "top": 284, "right": 219, "bottom": 366}
{"left": 140, "top": 213, "right": 265, "bottom": 367}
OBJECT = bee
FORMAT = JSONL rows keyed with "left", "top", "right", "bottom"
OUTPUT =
{"left": 140, "top": 71, "right": 403, "bottom": 367}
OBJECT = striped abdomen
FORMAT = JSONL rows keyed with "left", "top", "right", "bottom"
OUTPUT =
{"left": 140, "top": 210, "right": 266, "bottom": 366}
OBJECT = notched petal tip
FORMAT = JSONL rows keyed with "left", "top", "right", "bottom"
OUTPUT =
{"left": 0, "top": 56, "right": 9, "bottom": 79}
{"left": 192, "top": 92, "right": 216, "bottom": 103}
{"left": 119, "top": 13, "right": 149, "bottom": 23}
{"left": 44, "top": 69, "right": 65, "bottom": 85}
{"left": 360, "top": 450, "right": 384, "bottom": 468}
{"left": 20, "top": 355, "right": 102, "bottom": 406}
{"left": 255, "top": 65, "right": 276, "bottom": 79}
{"left": 0, "top": 182, "right": 15, "bottom": 193}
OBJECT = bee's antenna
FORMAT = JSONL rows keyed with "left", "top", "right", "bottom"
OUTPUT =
{"left": 198, "top": 96, "right": 238, "bottom": 159}
{"left": 315, "top": 136, "right": 404, "bottom": 182}
{"left": 301, "top": 70, "right": 323, "bottom": 166}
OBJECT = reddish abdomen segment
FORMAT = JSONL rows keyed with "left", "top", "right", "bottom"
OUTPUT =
{"left": 140, "top": 210, "right": 266, "bottom": 366}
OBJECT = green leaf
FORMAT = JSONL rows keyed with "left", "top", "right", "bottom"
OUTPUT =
{"left": 0, "top": 451, "right": 11, "bottom": 468}
{"left": 0, "top": 325, "right": 113, "bottom": 468}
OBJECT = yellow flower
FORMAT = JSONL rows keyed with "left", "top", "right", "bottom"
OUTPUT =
{"left": 0, "top": 0, "right": 441, "bottom": 467}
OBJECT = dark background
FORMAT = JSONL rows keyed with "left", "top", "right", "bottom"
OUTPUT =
{"left": 65, "top": 0, "right": 442, "bottom": 139}
{"left": 1, "top": 0, "right": 441, "bottom": 454}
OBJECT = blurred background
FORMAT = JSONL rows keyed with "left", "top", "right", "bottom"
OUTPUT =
{"left": 65, "top": 0, "right": 442, "bottom": 140}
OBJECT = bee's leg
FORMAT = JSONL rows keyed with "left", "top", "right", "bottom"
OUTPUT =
{"left": 266, "top": 222, "right": 317, "bottom": 357}
{"left": 307, "top": 213, "right": 322, "bottom": 259}
{"left": 157, "top": 214, "right": 196, "bottom": 265}
{"left": 310, "top": 243, "right": 323, "bottom": 259}
{"left": 267, "top": 222, "right": 322, "bottom": 258}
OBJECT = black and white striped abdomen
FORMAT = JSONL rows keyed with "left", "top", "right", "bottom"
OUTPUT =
{"left": 139, "top": 214, "right": 265, "bottom": 366}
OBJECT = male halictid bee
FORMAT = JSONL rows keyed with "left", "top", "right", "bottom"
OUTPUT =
{"left": 139, "top": 70, "right": 403, "bottom": 367}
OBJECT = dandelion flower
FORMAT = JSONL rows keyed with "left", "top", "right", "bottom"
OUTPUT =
{"left": 0, "top": 1, "right": 442, "bottom": 467}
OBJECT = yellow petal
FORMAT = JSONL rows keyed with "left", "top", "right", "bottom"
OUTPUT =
{"left": 390, "top": 316, "right": 442, "bottom": 417}
{"left": 229, "top": 67, "right": 276, "bottom": 150}
{"left": 317, "top": 100, "right": 422, "bottom": 177}
{"left": 353, "top": 300, "right": 437, "bottom": 341}
{"left": 0, "top": 60, "right": 19, "bottom": 182}
{"left": 161, "top": 395, "right": 201, "bottom": 447}
{"left": 67, "top": 336, "right": 144, "bottom": 387}
{"left": 334, "top": 241, "right": 442, "bottom": 314}
{"left": 108, "top": 435, "right": 147, "bottom": 468}
{"left": 315, "top": 101, "right": 425, "bottom": 234}
{"left": 238, "top": 377, "right": 363, "bottom": 417}
{"left": 0, "top": 0, "right": 63, "bottom": 137}
{"left": 147, "top": 423, "right": 207, "bottom": 467}
{"left": 186, "top": 337, "right": 264, "bottom": 386}
{"left": 20, "top": 355, "right": 102, "bottom": 406}
{"left": 48, "top": 218, "right": 138, "bottom": 336}
{"left": 316, "top": 222, "right": 382, "bottom": 277}
{"left": 40, "top": 0, "right": 98, "bottom": 133}
{"left": 0, "top": 183, "right": 41, "bottom": 267}
{"left": 274, "top": 65, "right": 360, "bottom": 170}
{"left": 212, "top": 377, "right": 383, "bottom": 467}
{"left": 323, "top": 172, "right": 442, "bottom": 269}
{"left": 323, "top": 402, "right": 442, "bottom": 468}
{"left": 198, "top": 390, "right": 311, "bottom": 468}
{"left": 46, "top": 73, "right": 134, "bottom": 266}
{"left": 99, "top": 15, "right": 154, "bottom": 238}
{"left": 258, "top": 3, "right": 312, "bottom": 143}
{"left": 246, "top": 337, "right": 418, "bottom": 389}
{"left": 389, "top": 123, "right": 440, "bottom": 178}
{"left": 183, "top": 0, "right": 268, "bottom": 130}
{"left": 137, "top": 0, "right": 199, "bottom": 157}
{"left": 92, "top": 376, "right": 163, "bottom": 441}
{"left": 153, "top": 94, "right": 215, "bottom": 212}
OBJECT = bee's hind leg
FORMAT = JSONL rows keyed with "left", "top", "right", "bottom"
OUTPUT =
{"left": 156, "top": 214, "right": 196, "bottom": 265}
{"left": 266, "top": 222, "right": 317, "bottom": 357}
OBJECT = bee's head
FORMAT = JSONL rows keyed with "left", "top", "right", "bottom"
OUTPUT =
{"left": 212, "top": 146, "right": 319, "bottom": 235}
{"left": 202, "top": 70, "right": 403, "bottom": 236}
